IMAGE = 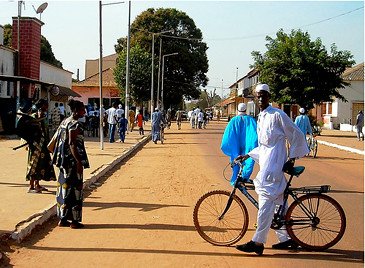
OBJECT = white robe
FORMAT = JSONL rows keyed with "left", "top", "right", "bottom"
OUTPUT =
{"left": 248, "top": 105, "right": 309, "bottom": 198}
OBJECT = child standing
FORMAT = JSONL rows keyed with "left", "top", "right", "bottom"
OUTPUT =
{"left": 118, "top": 114, "right": 128, "bottom": 143}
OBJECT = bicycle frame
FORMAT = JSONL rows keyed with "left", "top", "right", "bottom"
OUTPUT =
{"left": 219, "top": 161, "right": 330, "bottom": 227}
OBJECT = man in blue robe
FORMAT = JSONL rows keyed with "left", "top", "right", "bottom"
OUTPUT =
{"left": 221, "top": 103, "right": 258, "bottom": 185}
{"left": 151, "top": 108, "right": 165, "bottom": 144}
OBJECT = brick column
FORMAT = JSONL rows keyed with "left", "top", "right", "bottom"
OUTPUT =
{"left": 12, "top": 17, "right": 43, "bottom": 80}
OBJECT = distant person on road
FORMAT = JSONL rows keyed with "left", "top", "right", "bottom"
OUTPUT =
{"left": 128, "top": 108, "right": 136, "bottom": 132}
{"left": 221, "top": 103, "right": 258, "bottom": 186}
{"left": 51, "top": 99, "right": 89, "bottom": 229}
{"left": 151, "top": 108, "right": 165, "bottom": 144}
{"left": 116, "top": 104, "right": 125, "bottom": 121}
{"left": 294, "top": 108, "right": 313, "bottom": 139}
{"left": 235, "top": 84, "right": 309, "bottom": 255}
{"left": 216, "top": 109, "right": 221, "bottom": 122}
{"left": 118, "top": 114, "right": 128, "bottom": 143}
{"left": 136, "top": 109, "right": 144, "bottom": 135}
{"left": 175, "top": 110, "right": 182, "bottom": 130}
{"left": 356, "top": 110, "right": 364, "bottom": 141}
{"left": 106, "top": 102, "right": 118, "bottom": 143}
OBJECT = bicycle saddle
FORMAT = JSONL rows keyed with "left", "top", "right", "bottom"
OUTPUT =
{"left": 285, "top": 166, "right": 305, "bottom": 176}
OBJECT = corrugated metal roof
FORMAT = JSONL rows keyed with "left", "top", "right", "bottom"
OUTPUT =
{"left": 342, "top": 63, "right": 364, "bottom": 81}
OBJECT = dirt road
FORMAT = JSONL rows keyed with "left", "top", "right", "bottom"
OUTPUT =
{"left": 5, "top": 121, "right": 364, "bottom": 267}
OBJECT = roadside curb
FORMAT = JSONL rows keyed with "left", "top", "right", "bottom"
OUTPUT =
{"left": 317, "top": 140, "right": 364, "bottom": 155}
{"left": 10, "top": 134, "right": 151, "bottom": 243}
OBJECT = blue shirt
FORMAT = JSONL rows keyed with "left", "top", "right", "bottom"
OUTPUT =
{"left": 221, "top": 114, "right": 258, "bottom": 185}
{"left": 294, "top": 115, "right": 312, "bottom": 136}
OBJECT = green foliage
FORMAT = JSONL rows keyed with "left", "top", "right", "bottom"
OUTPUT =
{"left": 40, "top": 36, "right": 63, "bottom": 68}
{"left": 2, "top": 24, "right": 62, "bottom": 68}
{"left": 114, "top": 8, "right": 209, "bottom": 108}
{"left": 251, "top": 29, "right": 355, "bottom": 110}
{"left": 114, "top": 44, "right": 152, "bottom": 103}
{"left": 3, "top": 24, "right": 12, "bottom": 47}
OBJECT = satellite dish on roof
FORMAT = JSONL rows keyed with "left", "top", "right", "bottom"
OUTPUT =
{"left": 32, "top": 2, "right": 48, "bottom": 21}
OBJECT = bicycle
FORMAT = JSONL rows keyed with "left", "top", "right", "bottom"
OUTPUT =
{"left": 307, "top": 134, "right": 318, "bottom": 158}
{"left": 193, "top": 159, "right": 346, "bottom": 250}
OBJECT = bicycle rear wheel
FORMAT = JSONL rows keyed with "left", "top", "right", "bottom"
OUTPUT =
{"left": 286, "top": 194, "right": 346, "bottom": 250}
{"left": 193, "top": 190, "right": 249, "bottom": 246}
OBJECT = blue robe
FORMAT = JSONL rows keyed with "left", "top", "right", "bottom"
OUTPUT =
{"left": 221, "top": 114, "right": 258, "bottom": 185}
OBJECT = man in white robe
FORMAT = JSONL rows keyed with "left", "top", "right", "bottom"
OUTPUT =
{"left": 236, "top": 83, "right": 309, "bottom": 255}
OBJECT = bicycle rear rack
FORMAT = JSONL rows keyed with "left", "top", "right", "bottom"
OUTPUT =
{"left": 289, "top": 185, "right": 331, "bottom": 194}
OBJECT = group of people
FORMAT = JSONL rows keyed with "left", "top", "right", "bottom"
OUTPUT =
{"left": 188, "top": 106, "right": 210, "bottom": 129}
{"left": 221, "top": 83, "right": 309, "bottom": 255}
{"left": 17, "top": 98, "right": 88, "bottom": 229}
{"left": 103, "top": 103, "right": 146, "bottom": 143}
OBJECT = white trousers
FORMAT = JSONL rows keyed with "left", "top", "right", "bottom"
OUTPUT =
{"left": 252, "top": 193, "right": 291, "bottom": 244}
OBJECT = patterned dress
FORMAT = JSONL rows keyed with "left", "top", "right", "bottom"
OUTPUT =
{"left": 26, "top": 113, "right": 56, "bottom": 182}
{"left": 52, "top": 116, "right": 89, "bottom": 223}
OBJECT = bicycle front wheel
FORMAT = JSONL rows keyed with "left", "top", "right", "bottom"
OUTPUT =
{"left": 286, "top": 194, "right": 346, "bottom": 250}
{"left": 193, "top": 190, "right": 249, "bottom": 246}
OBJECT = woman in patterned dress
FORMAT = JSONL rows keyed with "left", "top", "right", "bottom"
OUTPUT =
{"left": 51, "top": 99, "right": 89, "bottom": 229}
{"left": 26, "top": 99, "right": 56, "bottom": 193}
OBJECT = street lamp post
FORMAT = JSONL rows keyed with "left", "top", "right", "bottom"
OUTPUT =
{"left": 150, "top": 29, "right": 173, "bottom": 120}
{"left": 99, "top": 0, "right": 125, "bottom": 150}
{"left": 125, "top": 0, "right": 131, "bottom": 126}
{"left": 161, "top": 52, "right": 178, "bottom": 111}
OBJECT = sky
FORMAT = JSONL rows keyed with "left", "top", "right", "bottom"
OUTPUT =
{"left": 0, "top": 0, "right": 363, "bottom": 97}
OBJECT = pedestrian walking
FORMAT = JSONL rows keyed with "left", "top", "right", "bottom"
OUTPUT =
{"left": 151, "top": 108, "right": 165, "bottom": 144}
{"left": 106, "top": 102, "right": 118, "bottom": 143}
{"left": 235, "top": 84, "right": 309, "bottom": 255}
{"left": 356, "top": 110, "right": 364, "bottom": 141}
{"left": 51, "top": 99, "right": 89, "bottom": 229}
{"left": 118, "top": 114, "right": 128, "bottom": 143}
{"left": 221, "top": 103, "right": 258, "bottom": 186}
{"left": 294, "top": 108, "right": 313, "bottom": 148}
{"left": 175, "top": 110, "right": 182, "bottom": 130}
{"left": 136, "top": 109, "right": 144, "bottom": 135}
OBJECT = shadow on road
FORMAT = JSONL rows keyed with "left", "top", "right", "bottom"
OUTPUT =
{"left": 83, "top": 201, "right": 188, "bottom": 212}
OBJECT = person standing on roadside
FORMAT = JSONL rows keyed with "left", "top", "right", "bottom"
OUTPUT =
{"left": 26, "top": 99, "right": 56, "bottom": 193}
{"left": 235, "top": 84, "right": 309, "bottom": 255}
{"left": 221, "top": 103, "right": 258, "bottom": 186}
{"left": 356, "top": 110, "right": 364, "bottom": 141}
{"left": 51, "top": 99, "right": 89, "bottom": 229}
{"left": 106, "top": 102, "right": 118, "bottom": 143}
{"left": 128, "top": 108, "right": 136, "bottom": 132}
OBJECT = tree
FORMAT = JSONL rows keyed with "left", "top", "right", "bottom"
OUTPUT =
{"left": 113, "top": 44, "right": 152, "bottom": 104}
{"left": 114, "top": 8, "right": 209, "bottom": 108}
{"left": 40, "top": 36, "right": 62, "bottom": 68}
{"left": 3, "top": 24, "right": 62, "bottom": 68}
{"left": 251, "top": 29, "right": 355, "bottom": 110}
